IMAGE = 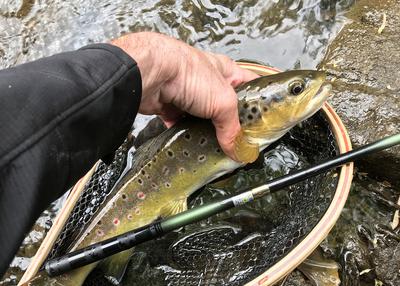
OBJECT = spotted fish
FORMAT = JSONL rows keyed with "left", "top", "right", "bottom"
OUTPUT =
{"left": 25, "top": 70, "right": 331, "bottom": 285}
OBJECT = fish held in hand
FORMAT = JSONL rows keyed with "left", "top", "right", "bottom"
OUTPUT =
{"left": 24, "top": 70, "right": 330, "bottom": 286}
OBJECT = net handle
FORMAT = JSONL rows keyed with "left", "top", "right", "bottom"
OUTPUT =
{"left": 18, "top": 163, "right": 99, "bottom": 285}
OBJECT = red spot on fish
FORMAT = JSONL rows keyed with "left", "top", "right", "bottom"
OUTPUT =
{"left": 113, "top": 218, "right": 120, "bottom": 225}
{"left": 137, "top": 191, "right": 146, "bottom": 200}
{"left": 96, "top": 229, "right": 104, "bottom": 236}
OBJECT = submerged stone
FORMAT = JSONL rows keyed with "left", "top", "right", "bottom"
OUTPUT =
{"left": 321, "top": 175, "right": 400, "bottom": 285}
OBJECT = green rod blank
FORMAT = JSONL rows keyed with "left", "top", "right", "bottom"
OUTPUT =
{"left": 45, "top": 133, "right": 400, "bottom": 277}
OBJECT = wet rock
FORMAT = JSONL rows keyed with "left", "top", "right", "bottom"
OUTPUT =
{"left": 373, "top": 239, "right": 400, "bottom": 285}
{"left": 120, "top": 252, "right": 166, "bottom": 286}
{"left": 0, "top": 0, "right": 33, "bottom": 18}
{"left": 319, "top": 0, "right": 400, "bottom": 186}
{"left": 319, "top": 175, "right": 399, "bottom": 285}
{"left": 282, "top": 270, "right": 313, "bottom": 286}
{"left": 339, "top": 237, "right": 373, "bottom": 286}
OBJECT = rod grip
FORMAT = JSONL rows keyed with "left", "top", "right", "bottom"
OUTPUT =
{"left": 45, "top": 222, "right": 163, "bottom": 276}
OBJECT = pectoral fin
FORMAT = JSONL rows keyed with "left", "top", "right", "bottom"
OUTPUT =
{"left": 98, "top": 249, "right": 133, "bottom": 284}
{"left": 159, "top": 198, "right": 188, "bottom": 218}
{"left": 234, "top": 130, "right": 260, "bottom": 163}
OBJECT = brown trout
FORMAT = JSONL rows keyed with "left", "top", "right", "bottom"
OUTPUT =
{"left": 25, "top": 70, "right": 331, "bottom": 285}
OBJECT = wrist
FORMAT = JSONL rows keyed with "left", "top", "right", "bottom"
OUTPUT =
{"left": 111, "top": 32, "right": 181, "bottom": 99}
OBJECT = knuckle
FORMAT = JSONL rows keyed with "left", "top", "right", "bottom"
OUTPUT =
{"left": 217, "top": 55, "right": 234, "bottom": 76}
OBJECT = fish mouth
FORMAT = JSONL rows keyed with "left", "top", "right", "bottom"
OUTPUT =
{"left": 302, "top": 82, "right": 332, "bottom": 121}
{"left": 313, "top": 82, "right": 332, "bottom": 101}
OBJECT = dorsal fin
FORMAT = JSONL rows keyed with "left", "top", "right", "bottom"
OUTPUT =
{"left": 116, "top": 122, "right": 183, "bottom": 187}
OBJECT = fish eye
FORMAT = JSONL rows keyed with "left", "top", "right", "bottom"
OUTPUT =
{"left": 289, "top": 80, "right": 305, "bottom": 96}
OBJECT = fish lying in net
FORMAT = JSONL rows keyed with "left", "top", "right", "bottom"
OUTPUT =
{"left": 24, "top": 70, "right": 331, "bottom": 285}
{"left": 121, "top": 113, "right": 340, "bottom": 286}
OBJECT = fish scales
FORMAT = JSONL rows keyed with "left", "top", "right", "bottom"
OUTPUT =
{"left": 25, "top": 70, "right": 331, "bottom": 285}
{"left": 27, "top": 120, "right": 239, "bottom": 285}
{"left": 76, "top": 119, "right": 238, "bottom": 248}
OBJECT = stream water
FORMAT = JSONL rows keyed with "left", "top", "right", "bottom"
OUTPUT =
{"left": 0, "top": 0, "right": 353, "bottom": 70}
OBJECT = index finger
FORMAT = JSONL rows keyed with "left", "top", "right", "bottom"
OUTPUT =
{"left": 208, "top": 53, "right": 259, "bottom": 87}
{"left": 228, "top": 64, "right": 260, "bottom": 87}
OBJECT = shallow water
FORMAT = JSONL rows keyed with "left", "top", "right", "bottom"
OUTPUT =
{"left": 0, "top": 0, "right": 352, "bottom": 69}
{"left": 0, "top": 0, "right": 357, "bottom": 284}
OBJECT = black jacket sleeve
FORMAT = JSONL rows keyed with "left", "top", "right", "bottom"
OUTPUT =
{"left": 0, "top": 43, "right": 142, "bottom": 276}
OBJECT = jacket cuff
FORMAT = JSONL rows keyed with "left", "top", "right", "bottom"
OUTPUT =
{"left": 80, "top": 43, "right": 143, "bottom": 163}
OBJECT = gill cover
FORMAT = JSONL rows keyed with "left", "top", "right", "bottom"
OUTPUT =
{"left": 234, "top": 70, "right": 330, "bottom": 163}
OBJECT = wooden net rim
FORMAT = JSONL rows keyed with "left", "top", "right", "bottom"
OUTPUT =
{"left": 237, "top": 63, "right": 353, "bottom": 286}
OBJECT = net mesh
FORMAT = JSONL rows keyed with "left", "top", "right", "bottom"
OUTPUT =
{"left": 47, "top": 138, "right": 134, "bottom": 260}
{"left": 45, "top": 111, "right": 339, "bottom": 285}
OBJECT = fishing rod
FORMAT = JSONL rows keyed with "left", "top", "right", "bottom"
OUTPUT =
{"left": 44, "top": 133, "right": 400, "bottom": 277}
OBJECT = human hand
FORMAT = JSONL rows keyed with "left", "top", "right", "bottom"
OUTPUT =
{"left": 111, "top": 32, "right": 258, "bottom": 161}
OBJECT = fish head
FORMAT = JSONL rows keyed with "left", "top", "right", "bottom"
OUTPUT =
{"left": 236, "top": 70, "right": 331, "bottom": 154}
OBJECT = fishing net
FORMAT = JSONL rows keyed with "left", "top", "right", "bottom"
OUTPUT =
{"left": 44, "top": 110, "right": 339, "bottom": 285}
{"left": 47, "top": 137, "right": 134, "bottom": 260}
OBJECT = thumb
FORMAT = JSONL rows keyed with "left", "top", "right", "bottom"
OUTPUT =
{"left": 211, "top": 87, "right": 241, "bottom": 161}
{"left": 158, "top": 104, "right": 184, "bottom": 128}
